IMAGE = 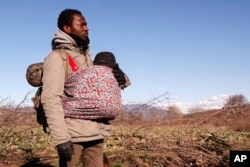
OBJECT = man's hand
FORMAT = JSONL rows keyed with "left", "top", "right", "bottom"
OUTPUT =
{"left": 112, "top": 64, "right": 126, "bottom": 87}
{"left": 56, "top": 141, "right": 74, "bottom": 162}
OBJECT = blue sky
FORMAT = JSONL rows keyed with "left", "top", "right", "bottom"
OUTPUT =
{"left": 0, "top": 0, "right": 249, "bottom": 112}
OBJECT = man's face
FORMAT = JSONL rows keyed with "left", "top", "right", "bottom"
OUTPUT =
{"left": 66, "top": 14, "right": 89, "bottom": 40}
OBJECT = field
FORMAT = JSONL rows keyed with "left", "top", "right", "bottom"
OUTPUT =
{"left": 0, "top": 104, "right": 250, "bottom": 167}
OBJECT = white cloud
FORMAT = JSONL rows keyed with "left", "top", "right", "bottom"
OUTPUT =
{"left": 128, "top": 93, "right": 234, "bottom": 114}
{"left": 166, "top": 94, "right": 232, "bottom": 114}
{"left": 197, "top": 94, "right": 229, "bottom": 108}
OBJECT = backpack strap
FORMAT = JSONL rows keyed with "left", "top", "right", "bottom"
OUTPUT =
{"left": 54, "top": 49, "right": 69, "bottom": 78}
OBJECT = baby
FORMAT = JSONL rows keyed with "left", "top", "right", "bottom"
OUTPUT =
{"left": 62, "top": 51, "right": 130, "bottom": 120}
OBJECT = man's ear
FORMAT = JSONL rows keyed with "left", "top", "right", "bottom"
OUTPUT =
{"left": 63, "top": 25, "right": 71, "bottom": 33}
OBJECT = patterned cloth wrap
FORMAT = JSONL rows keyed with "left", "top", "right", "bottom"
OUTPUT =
{"left": 62, "top": 65, "right": 121, "bottom": 120}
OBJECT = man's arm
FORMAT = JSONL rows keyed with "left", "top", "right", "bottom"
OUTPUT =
{"left": 41, "top": 51, "right": 71, "bottom": 146}
{"left": 112, "top": 63, "right": 131, "bottom": 89}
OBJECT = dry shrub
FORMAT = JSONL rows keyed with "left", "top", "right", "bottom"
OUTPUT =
{"left": 166, "top": 105, "right": 183, "bottom": 119}
{"left": 1, "top": 95, "right": 250, "bottom": 166}
{"left": 105, "top": 125, "right": 236, "bottom": 167}
{"left": 229, "top": 117, "right": 250, "bottom": 131}
{"left": 106, "top": 104, "right": 250, "bottom": 166}
{"left": 0, "top": 107, "right": 57, "bottom": 166}
{"left": 112, "top": 108, "right": 144, "bottom": 126}
{"left": 224, "top": 94, "right": 248, "bottom": 108}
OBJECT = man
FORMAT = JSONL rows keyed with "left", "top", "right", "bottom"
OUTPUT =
{"left": 41, "top": 9, "right": 126, "bottom": 167}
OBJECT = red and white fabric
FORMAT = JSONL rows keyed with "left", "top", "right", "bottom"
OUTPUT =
{"left": 62, "top": 65, "right": 121, "bottom": 120}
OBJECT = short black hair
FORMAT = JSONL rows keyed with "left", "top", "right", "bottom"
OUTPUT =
{"left": 94, "top": 52, "right": 116, "bottom": 68}
{"left": 57, "top": 9, "right": 82, "bottom": 30}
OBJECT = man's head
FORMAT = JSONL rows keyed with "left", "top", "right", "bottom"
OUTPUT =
{"left": 58, "top": 9, "right": 89, "bottom": 41}
{"left": 94, "top": 52, "right": 116, "bottom": 68}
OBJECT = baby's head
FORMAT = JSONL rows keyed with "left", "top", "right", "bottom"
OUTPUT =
{"left": 94, "top": 52, "right": 116, "bottom": 68}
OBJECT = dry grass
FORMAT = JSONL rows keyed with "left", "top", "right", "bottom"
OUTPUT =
{"left": 0, "top": 104, "right": 250, "bottom": 166}
{"left": 105, "top": 125, "right": 250, "bottom": 167}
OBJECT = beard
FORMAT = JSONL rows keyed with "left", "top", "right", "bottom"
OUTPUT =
{"left": 67, "top": 33, "right": 90, "bottom": 50}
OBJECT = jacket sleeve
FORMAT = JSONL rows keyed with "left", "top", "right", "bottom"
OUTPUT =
{"left": 41, "top": 51, "right": 71, "bottom": 146}
{"left": 124, "top": 74, "right": 131, "bottom": 88}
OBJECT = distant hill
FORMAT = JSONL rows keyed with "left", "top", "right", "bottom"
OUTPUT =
{"left": 122, "top": 103, "right": 168, "bottom": 120}
{"left": 123, "top": 103, "right": 164, "bottom": 112}
{"left": 160, "top": 104, "right": 250, "bottom": 131}
{"left": 114, "top": 104, "right": 250, "bottom": 131}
